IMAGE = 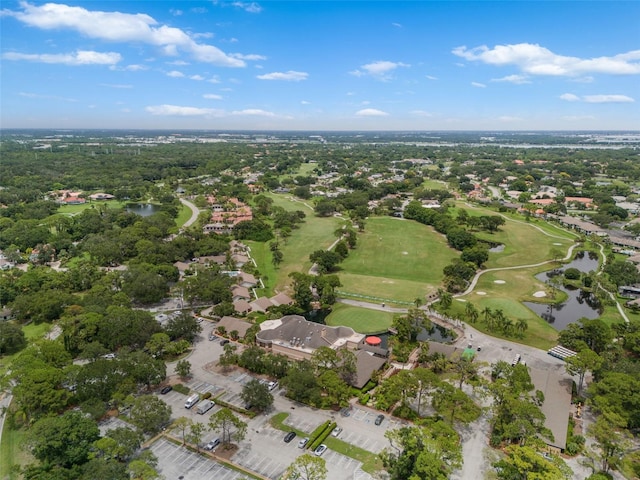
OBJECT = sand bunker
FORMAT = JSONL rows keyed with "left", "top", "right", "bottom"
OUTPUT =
{"left": 476, "top": 291, "right": 487, "bottom": 296}
{"left": 456, "top": 298, "right": 466, "bottom": 302}
{"left": 494, "top": 280, "right": 506, "bottom": 284}
{"left": 553, "top": 242, "right": 563, "bottom": 246}
{"left": 533, "top": 291, "right": 547, "bottom": 298}
{"left": 402, "top": 251, "right": 408, "bottom": 255}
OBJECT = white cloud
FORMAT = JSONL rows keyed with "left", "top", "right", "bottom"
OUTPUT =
{"left": 301, "top": 100, "right": 310, "bottom": 105}
{"left": 231, "top": 109, "right": 276, "bottom": 116}
{"left": 452, "top": 43, "right": 640, "bottom": 76}
{"left": 257, "top": 71, "right": 308, "bottom": 81}
{"left": 99, "top": 83, "right": 133, "bottom": 89}
{"left": 191, "top": 7, "right": 208, "bottom": 14}
{"left": 230, "top": 2, "right": 263, "bottom": 13}
{"left": 190, "top": 74, "right": 205, "bottom": 80}
{"left": 203, "top": 94, "right": 223, "bottom": 100}
{"left": 208, "top": 76, "right": 222, "bottom": 84}
{"left": 192, "top": 31, "right": 214, "bottom": 39}
{"left": 491, "top": 74, "right": 531, "bottom": 84}
{"left": 570, "top": 76, "right": 594, "bottom": 83}
{"left": 3, "top": 49, "right": 121, "bottom": 65}
{"left": 232, "top": 53, "right": 267, "bottom": 61}
{"left": 123, "top": 64, "right": 147, "bottom": 71}
{"left": 583, "top": 94, "right": 634, "bottom": 103}
{"left": 166, "top": 70, "right": 184, "bottom": 77}
{"left": 560, "top": 93, "right": 634, "bottom": 103}
{"left": 169, "top": 9, "right": 183, "bottom": 16}
{"left": 471, "top": 82, "right": 486, "bottom": 88}
{"left": 392, "top": 22, "right": 402, "bottom": 28}
{"left": 350, "top": 60, "right": 410, "bottom": 80}
{"left": 560, "top": 93, "right": 580, "bottom": 102}
{"left": 146, "top": 104, "right": 223, "bottom": 116}
{"left": 167, "top": 60, "right": 189, "bottom": 66}
{"left": 425, "top": 75, "right": 438, "bottom": 80}
{"left": 7, "top": 2, "right": 246, "bottom": 67}
{"left": 355, "top": 108, "right": 389, "bottom": 117}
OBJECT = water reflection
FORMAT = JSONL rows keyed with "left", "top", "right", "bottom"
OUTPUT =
{"left": 125, "top": 203, "right": 162, "bottom": 217}
{"left": 374, "top": 324, "right": 454, "bottom": 348}
{"left": 524, "top": 251, "right": 602, "bottom": 330}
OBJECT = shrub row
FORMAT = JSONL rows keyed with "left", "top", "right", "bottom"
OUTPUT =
{"left": 308, "top": 421, "right": 336, "bottom": 452}
{"left": 201, "top": 392, "right": 212, "bottom": 400}
{"left": 172, "top": 384, "right": 190, "bottom": 395}
{"left": 212, "top": 394, "right": 257, "bottom": 419}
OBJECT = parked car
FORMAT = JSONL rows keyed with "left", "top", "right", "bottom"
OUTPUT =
{"left": 340, "top": 406, "right": 352, "bottom": 417}
{"left": 204, "top": 438, "right": 220, "bottom": 450}
{"left": 160, "top": 385, "right": 173, "bottom": 394}
{"left": 102, "top": 353, "right": 116, "bottom": 360}
{"left": 298, "top": 437, "right": 309, "bottom": 449}
{"left": 267, "top": 381, "right": 279, "bottom": 391}
{"left": 185, "top": 393, "right": 200, "bottom": 409}
{"left": 220, "top": 339, "right": 230, "bottom": 346}
{"left": 375, "top": 414, "right": 385, "bottom": 426}
{"left": 331, "top": 426, "right": 342, "bottom": 437}
{"left": 314, "top": 444, "right": 327, "bottom": 456}
{"left": 209, "top": 333, "right": 218, "bottom": 341}
{"left": 284, "top": 431, "right": 296, "bottom": 443}
{"left": 196, "top": 399, "right": 215, "bottom": 415}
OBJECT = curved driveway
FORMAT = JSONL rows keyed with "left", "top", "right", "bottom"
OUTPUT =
{"left": 179, "top": 197, "right": 201, "bottom": 229}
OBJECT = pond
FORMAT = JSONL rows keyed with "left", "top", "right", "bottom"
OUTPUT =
{"left": 126, "top": 203, "right": 162, "bottom": 217}
{"left": 371, "top": 323, "right": 455, "bottom": 349}
{"left": 523, "top": 251, "right": 602, "bottom": 331}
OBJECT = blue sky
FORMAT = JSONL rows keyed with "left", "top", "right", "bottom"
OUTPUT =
{"left": 1, "top": 1, "right": 639, "bottom": 130}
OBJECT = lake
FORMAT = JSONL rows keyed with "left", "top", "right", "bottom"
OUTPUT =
{"left": 523, "top": 251, "right": 602, "bottom": 330}
{"left": 126, "top": 203, "right": 162, "bottom": 217}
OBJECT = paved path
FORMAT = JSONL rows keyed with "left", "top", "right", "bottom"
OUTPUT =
{"left": 179, "top": 197, "right": 201, "bottom": 228}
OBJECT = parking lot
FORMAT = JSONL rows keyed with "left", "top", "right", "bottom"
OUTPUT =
{"left": 150, "top": 437, "right": 247, "bottom": 480}
{"left": 282, "top": 408, "right": 395, "bottom": 454}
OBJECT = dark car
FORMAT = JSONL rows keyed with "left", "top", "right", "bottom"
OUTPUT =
{"left": 284, "top": 431, "right": 296, "bottom": 443}
{"left": 160, "top": 385, "right": 173, "bottom": 394}
{"left": 220, "top": 339, "right": 230, "bottom": 346}
{"left": 375, "top": 414, "right": 385, "bottom": 426}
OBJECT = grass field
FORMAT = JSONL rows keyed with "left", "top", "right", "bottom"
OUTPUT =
{"left": 248, "top": 193, "right": 341, "bottom": 295}
{"left": 0, "top": 425, "right": 30, "bottom": 480}
{"left": 175, "top": 203, "right": 193, "bottom": 228}
{"left": 57, "top": 200, "right": 126, "bottom": 215}
{"left": 338, "top": 217, "right": 458, "bottom": 303}
{"left": 325, "top": 303, "right": 396, "bottom": 334}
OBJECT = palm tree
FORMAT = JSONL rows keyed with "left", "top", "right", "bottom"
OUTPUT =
{"left": 515, "top": 318, "right": 528, "bottom": 337}
{"left": 481, "top": 306, "right": 493, "bottom": 325}
{"left": 465, "top": 302, "right": 479, "bottom": 323}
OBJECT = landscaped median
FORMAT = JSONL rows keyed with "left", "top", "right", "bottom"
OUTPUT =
{"left": 269, "top": 413, "right": 382, "bottom": 474}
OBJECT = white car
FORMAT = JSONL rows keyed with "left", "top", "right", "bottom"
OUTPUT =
{"left": 314, "top": 444, "right": 327, "bottom": 456}
{"left": 331, "top": 427, "right": 342, "bottom": 437}
{"left": 298, "top": 437, "right": 309, "bottom": 449}
{"left": 267, "top": 381, "right": 279, "bottom": 391}
{"left": 204, "top": 438, "right": 220, "bottom": 450}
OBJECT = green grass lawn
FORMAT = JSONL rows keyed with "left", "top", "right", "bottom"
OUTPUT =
{"left": 175, "top": 203, "right": 193, "bottom": 228}
{"left": 0, "top": 425, "right": 31, "bottom": 479}
{"left": 325, "top": 303, "right": 396, "bottom": 334}
{"left": 337, "top": 217, "right": 458, "bottom": 303}
{"left": 57, "top": 200, "right": 126, "bottom": 215}
{"left": 248, "top": 193, "right": 341, "bottom": 295}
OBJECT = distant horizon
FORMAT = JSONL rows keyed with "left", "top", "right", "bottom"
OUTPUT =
{"left": 2, "top": 128, "right": 640, "bottom": 134}
{"left": 2, "top": 1, "right": 638, "bottom": 130}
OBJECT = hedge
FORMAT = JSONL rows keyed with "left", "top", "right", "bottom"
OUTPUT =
{"left": 172, "top": 384, "right": 190, "bottom": 395}
{"left": 309, "top": 421, "right": 336, "bottom": 452}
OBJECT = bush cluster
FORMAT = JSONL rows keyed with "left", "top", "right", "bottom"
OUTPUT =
{"left": 307, "top": 420, "right": 336, "bottom": 451}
